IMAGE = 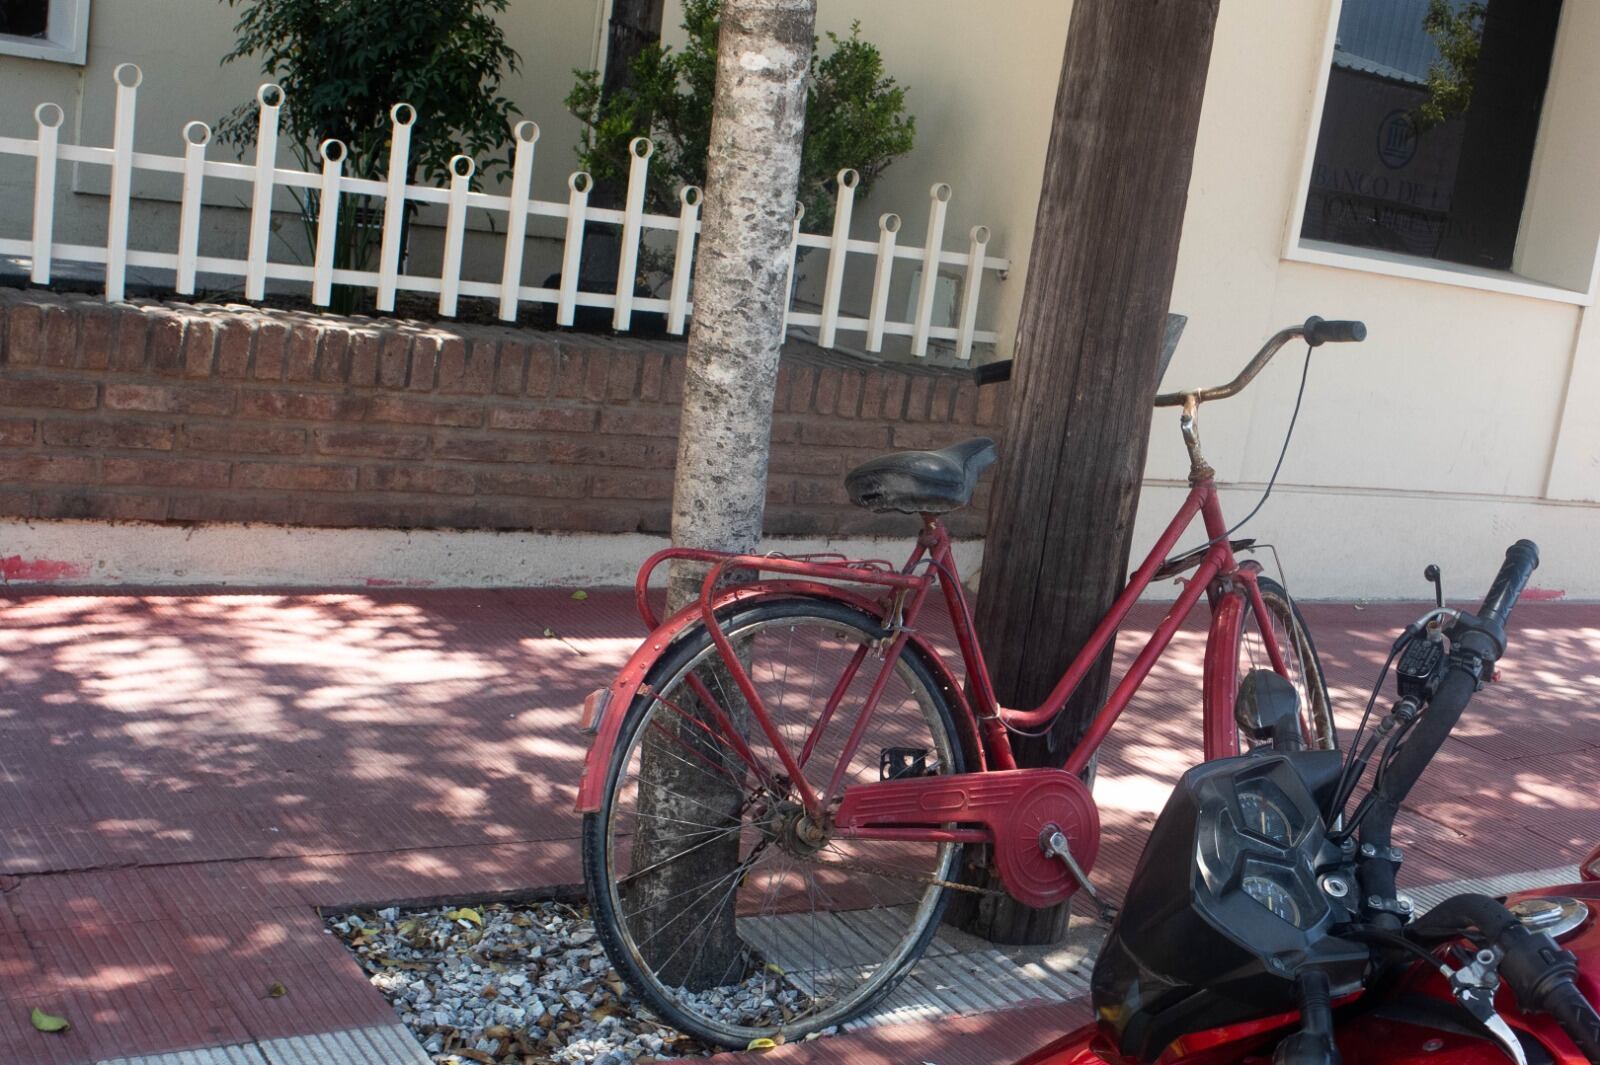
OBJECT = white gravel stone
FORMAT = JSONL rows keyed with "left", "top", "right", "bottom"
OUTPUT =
{"left": 329, "top": 899, "right": 723, "bottom": 1063}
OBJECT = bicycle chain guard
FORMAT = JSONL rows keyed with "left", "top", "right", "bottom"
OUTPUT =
{"left": 833, "top": 768, "right": 1100, "bottom": 908}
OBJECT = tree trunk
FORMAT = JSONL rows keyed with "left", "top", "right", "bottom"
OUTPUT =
{"left": 592, "top": 0, "right": 667, "bottom": 210}
{"left": 955, "top": 0, "right": 1221, "bottom": 946}
{"left": 627, "top": 0, "right": 815, "bottom": 989}
{"left": 602, "top": 0, "right": 667, "bottom": 104}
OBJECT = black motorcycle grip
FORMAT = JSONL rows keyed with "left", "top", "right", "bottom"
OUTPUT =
{"left": 1303, "top": 316, "right": 1367, "bottom": 346}
{"left": 1478, "top": 539, "right": 1540, "bottom": 632}
{"left": 1543, "top": 980, "right": 1600, "bottom": 1062}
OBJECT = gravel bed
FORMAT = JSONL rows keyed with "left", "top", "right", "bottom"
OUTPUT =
{"left": 330, "top": 900, "right": 722, "bottom": 1064}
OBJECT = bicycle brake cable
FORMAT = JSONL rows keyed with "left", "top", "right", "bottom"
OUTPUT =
{"left": 1200, "top": 342, "right": 1314, "bottom": 549}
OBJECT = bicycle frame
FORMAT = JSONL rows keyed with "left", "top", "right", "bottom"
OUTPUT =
{"left": 582, "top": 324, "right": 1343, "bottom": 827}
{"left": 618, "top": 467, "right": 1288, "bottom": 823}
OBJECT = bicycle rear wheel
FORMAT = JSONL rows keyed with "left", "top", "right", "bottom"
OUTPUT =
{"left": 1206, "top": 575, "right": 1335, "bottom": 756}
{"left": 583, "top": 596, "right": 966, "bottom": 1049}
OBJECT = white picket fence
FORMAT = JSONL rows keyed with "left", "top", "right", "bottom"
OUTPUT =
{"left": 0, "top": 64, "right": 1009, "bottom": 358}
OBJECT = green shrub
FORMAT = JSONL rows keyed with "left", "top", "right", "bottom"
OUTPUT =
{"left": 566, "top": 0, "right": 915, "bottom": 230}
{"left": 215, "top": 0, "right": 523, "bottom": 302}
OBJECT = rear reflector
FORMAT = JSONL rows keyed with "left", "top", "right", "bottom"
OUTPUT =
{"left": 579, "top": 688, "right": 610, "bottom": 735}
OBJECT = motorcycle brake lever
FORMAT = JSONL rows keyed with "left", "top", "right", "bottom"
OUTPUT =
{"left": 1448, "top": 948, "right": 1528, "bottom": 1065}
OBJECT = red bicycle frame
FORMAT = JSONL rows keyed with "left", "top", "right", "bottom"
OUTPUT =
{"left": 620, "top": 470, "right": 1286, "bottom": 823}
{"left": 580, "top": 324, "right": 1331, "bottom": 851}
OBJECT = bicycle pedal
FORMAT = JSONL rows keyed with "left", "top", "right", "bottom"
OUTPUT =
{"left": 879, "top": 747, "right": 933, "bottom": 781}
{"left": 1041, "top": 825, "right": 1120, "bottom": 923}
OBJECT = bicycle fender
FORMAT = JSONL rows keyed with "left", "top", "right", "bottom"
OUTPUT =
{"left": 572, "top": 581, "right": 983, "bottom": 813}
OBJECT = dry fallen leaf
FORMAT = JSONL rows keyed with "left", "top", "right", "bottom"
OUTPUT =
{"left": 30, "top": 1007, "right": 69, "bottom": 1033}
{"left": 747, "top": 1036, "right": 779, "bottom": 1051}
{"left": 445, "top": 907, "right": 483, "bottom": 927}
{"left": 266, "top": 981, "right": 287, "bottom": 999}
{"left": 570, "top": 590, "right": 589, "bottom": 601}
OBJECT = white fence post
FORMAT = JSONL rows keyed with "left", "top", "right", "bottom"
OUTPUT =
{"left": 104, "top": 63, "right": 141, "bottom": 302}
{"left": 866, "top": 212, "right": 900, "bottom": 353}
{"left": 438, "top": 154, "right": 474, "bottom": 317}
{"left": 955, "top": 225, "right": 990, "bottom": 361}
{"left": 613, "top": 137, "right": 653, "bottom": 331}
{"left": 175, "top": 121, "right": 211, "bottom": 296}
{"left": 817, "top": 168, "right": 858, "bottom": 349}
{"left": 0, "top": 71, "right": 1010, "bottom": 351}
{"left": 376, "top": 102, "right": 415, "bottom": 312}
{"left": 557, "top": 172, "right": 591, "bottom": 327}
{"left": 29, "top": 103, "right": 62, "bottom": 285}
{"left": 244, "top": 84, "right": 283, "bottom": 301}
{"left": 311, "top": 139, "right": 345, "bottom": 306}
{"left": 911, "top": 182, "right": 952, "bottom": 357}
{"left": 497, "top": 120, "right": 539, "bottom": 321}
{"left": 667, "top": 185, "right": 700, "bottom": 335}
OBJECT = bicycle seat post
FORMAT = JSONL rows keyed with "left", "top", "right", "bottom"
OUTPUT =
{"left": 1180, "top": 393, "right": 1214, "bottom": 484}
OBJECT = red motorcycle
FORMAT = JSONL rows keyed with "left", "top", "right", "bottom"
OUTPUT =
{"left": 1021, "top": 541, "right": 1600, "bottom": 1065}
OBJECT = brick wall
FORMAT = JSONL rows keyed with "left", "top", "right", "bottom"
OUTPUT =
{"left": 0, "top": 288, "right": 1008, "bottom": 538}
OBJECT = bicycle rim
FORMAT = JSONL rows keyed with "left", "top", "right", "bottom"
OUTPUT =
{"left": 585, "top": 599, "right": 964, "bottom": 1048}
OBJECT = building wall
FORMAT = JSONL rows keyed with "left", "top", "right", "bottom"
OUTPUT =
{"left": 2, "top": 1, "right": 1598, "bottom": 598}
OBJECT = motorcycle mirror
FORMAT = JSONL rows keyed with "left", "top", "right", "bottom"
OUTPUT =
{"left": 1234, "top": 669, "right": 1304, "bottom": 752}
{"left": 1424, "top": 563, "right": 1444, "bottom": 609}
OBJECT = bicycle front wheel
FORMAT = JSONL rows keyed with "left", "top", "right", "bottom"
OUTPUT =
{"left": 583, "top": 596, "right": 967, "bottom": 1049}
{"left": 1206, "top": 575, "right": 1336, "bottom": 756}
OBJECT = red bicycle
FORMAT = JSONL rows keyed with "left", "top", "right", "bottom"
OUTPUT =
{"left": 575, "top": 316, "right": 1367, "bottom": 1048}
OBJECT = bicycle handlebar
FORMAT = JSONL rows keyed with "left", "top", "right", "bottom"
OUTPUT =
{"left": 1304, "top": 316, "right": 1367, "bottom": 346}
{"left": 1151, "top": 315, "right": 1366, "bottom": 407}
{"left": 972, "top": 316, "right": 1367, "bottom": 403}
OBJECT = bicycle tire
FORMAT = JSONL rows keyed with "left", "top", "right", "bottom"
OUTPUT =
{"left": 583, "top": 595, "right": 966, "bottom": 1048}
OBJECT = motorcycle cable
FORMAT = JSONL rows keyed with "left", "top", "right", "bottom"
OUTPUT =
{"left": 1325, "top": 633, "right": 1411, "bottom": 824}
{"left": 1339, "top": 923, "right": 1452, "bottom": 975}
{"left": 1335, "top": 716, "right": 1422, "bottom": 841}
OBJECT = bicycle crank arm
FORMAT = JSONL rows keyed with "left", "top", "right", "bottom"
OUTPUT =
{"left": 832, "top": 768, "right": 1101, "bottom": 908}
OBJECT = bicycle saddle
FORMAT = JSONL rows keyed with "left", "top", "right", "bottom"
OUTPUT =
{"left": 844, "top": 437, "right": 998, "bottom": 514}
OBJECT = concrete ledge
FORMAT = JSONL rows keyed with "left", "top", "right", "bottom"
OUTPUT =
{"left": 0, "top": 517, "right": 983, "bottom": 589}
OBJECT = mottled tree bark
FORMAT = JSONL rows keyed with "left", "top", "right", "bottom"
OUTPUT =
{"left": 953, "top": 0, "right": 1220, "bottom": 946}
{"left": 628, "top": 0, "right": 816, "bottom": 989}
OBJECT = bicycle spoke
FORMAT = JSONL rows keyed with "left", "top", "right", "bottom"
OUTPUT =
{"left": 592, "top": 605, "right": 962, "bottom": 1046}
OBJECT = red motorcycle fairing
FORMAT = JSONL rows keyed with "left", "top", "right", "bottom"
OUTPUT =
{"left": 1017, "top": 880, "right": 1599, "bottom": 1065}
{"left": 1338, "top": 879, "right": 1600, "bottom": 1065}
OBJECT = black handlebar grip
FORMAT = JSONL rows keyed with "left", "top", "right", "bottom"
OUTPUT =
{"left": 1478, "top": 539, "right": 1540, "bottom": 632}
{"left": 1303, "top": 316, "right": 1368, "bottom": 346}
{"left": 972, "top": 359, "right": 1013, "bottom": 386}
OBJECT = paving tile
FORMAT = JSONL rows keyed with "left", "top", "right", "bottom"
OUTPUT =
{"left": 0, "top": 589, "right": 1591, "bottom": 1063}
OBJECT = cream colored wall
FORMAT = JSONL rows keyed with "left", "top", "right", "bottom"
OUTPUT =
{"left": 3, "top": 0, "right": 1598, "bottom": 595}
{"left": 0, "top": 1, "right": 606, "bottom": 269}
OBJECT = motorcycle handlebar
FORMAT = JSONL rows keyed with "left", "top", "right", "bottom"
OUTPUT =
{"left": 1478, "top": 539, "right": 1540, "bottom": 635}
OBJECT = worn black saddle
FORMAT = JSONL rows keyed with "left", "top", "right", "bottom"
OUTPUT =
{"left": 843, "top": 437, "right": 998, "bottom": 514}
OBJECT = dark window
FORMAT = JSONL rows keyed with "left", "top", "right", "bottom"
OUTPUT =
{"left": 1300, "top": 0, "right": 1563, "bottom": 270}
{"left": 0, "top": 0, "right": 49, "bottom": 39}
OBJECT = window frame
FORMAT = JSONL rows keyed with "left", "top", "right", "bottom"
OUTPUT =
{"left": 0, "top": 0, "right": 90, "bottom": 65}
{"left": 1282, "top": 0, "right": 1595, "bottom": 307}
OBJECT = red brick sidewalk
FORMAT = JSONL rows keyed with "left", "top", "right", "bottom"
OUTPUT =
{"left": 1, "top": 589, "right": 1595, "bottom": 1064}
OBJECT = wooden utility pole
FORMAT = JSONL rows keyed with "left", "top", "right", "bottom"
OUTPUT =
{"left": 627, "top": 0, "right": 816, "bottom": 986}
{"left": 959, "top": 0, "right": 1222, "bottom": 945}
